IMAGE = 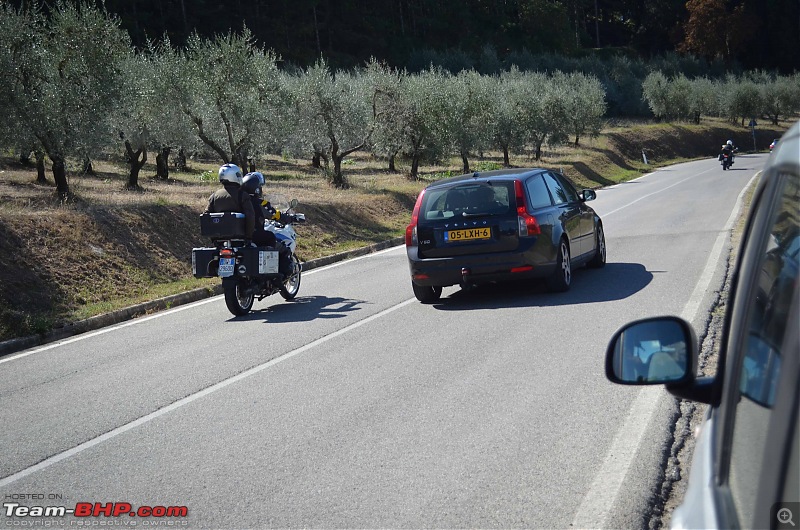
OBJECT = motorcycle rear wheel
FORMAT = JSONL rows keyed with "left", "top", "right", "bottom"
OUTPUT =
{"left": 279, "top": 255, "right": 302, "bottom": 300}
{"left": 224, "top": 280, "right": 254, "bottom": 316}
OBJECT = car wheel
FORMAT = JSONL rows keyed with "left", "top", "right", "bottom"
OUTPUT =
{"left": 588, "top": 224, "right": 606, "bottom": 269}
{"left": 547, "top": 239, "right": 571, "bottom": 292}
{"left": 412, "top": 283, "right": 442, "bottom": 303}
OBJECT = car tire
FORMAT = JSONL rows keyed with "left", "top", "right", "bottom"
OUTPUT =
{"left": 588, "top": 224, "right": 606, "bottom": 269}
{"left": 412, "top": 283, "right": 442, "bottom": 303}
{"left": 547, "top": 239, "right": 571, "bottom": 292}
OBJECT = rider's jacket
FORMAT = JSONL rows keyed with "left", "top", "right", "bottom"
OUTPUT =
{"left": 204, "top": 183, "right": 255, "bottom": 236}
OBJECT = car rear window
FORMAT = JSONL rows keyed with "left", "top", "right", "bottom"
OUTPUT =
{"left": 420, "top": 182, "right": 513, "bottom": 220}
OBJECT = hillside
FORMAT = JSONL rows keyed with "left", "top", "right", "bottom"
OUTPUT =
{"left": 0, "top": 119, "right": 790, "bottom": 342}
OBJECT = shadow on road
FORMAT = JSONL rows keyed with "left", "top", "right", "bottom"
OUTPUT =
{"left": 230, "top": 295, "right": 368, "bottom": 323}
{"left": 432, "top": 262, "right": 653, "bottom": 311}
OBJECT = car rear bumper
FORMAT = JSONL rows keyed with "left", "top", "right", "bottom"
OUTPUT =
{"left": 406, "top": 246, "right": 555, "bottom": 286}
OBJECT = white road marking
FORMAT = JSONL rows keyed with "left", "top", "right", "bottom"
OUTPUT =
{"left": 0, "top": 298, "right": 417, "bottom": 487}
{"left": 571, "top": 172, "right": 759, "bottom": 529}
{"left": 0, "top": 245, "right": 406, "bottom": 366}
{"left": 0, "top": 298, "right": 219, "bottom": 365}
{"left": 602, "top": 168, "right": 714, "bottom": 218}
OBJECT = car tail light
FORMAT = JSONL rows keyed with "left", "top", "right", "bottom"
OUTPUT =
{"left": 405, "top": 189, "right": 426, "bottom": 246}
{"left": 514, "top": 180, "right": 541, "bottom": 236}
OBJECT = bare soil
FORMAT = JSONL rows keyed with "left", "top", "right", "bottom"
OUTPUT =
{"left": 0, "top": 118, "right": 789, "bottom": 341}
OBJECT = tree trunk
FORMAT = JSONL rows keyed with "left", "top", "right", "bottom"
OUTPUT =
{"left": 410, "top": 154, "right": 420, "bottom": 181}
{"left": 312, "top": 153, "right": 321, "bottom": 168}
{"left": 388, "top": 152, "right": 397, "bottom": 172}
{"left": 176, "top": 148, "right": 187, "bottom": 171}
{"left": 155, "top": 146, "right": 171, "bottom": 180}
{"left": 83, "top": 157, "right": 95, "bottom": 175}
{"left": 19, "top": 151, "right": 32, "bottom": 166}
{"left": 461, "top": 151, "right": 469, "bottom": 174}
{"left": 248, "top": 158, "right": 256, "bottom": 173}
{"left": 51, "top": 156, "right": 70, "bottom": 203}
{"left": 534, "top": 141, "right": 543, "bottom": 161}
{"left": 35, "top": 151, "right": 47, "bottom": 184}
{"left": 503, "top": 145, "right": 510, "bottom": 167}
{"left": 331, "top": 155, "right": 349, "bottom": 189}
{"left": 124, "top": 140, "right": 147, "bottom": 190}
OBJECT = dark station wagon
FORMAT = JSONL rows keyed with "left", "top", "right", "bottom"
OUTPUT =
{"left": 405, "top": 168, "right": 606, "bottom": 303}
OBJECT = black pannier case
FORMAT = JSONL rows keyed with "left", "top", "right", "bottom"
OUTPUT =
{"left": 200, "top": 212, "right": 246, "bottom": 240}
{"left": 192, "top": 247, "right": 218, "bottom": 278}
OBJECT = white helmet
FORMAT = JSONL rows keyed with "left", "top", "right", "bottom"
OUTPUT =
{"left": 218, "top": 164, "right": 243, "bottom": 185}
{"left": 727, "top": 140, "right": 733, "bottom": 146}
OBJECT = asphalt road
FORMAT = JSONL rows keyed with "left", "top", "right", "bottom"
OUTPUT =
{"left": 0, "top": 154, "right": 766, "bottom": 528}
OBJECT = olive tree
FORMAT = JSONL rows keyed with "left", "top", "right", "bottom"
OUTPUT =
{"left": 555, "top": 71, "right": 606, "bottom": 146}
{"left": 0, "top": 2, "right": 129, "bottom": 202}
{"left": 642, "top": 71, "right": 671, "bottom": 121}
{"left": 399, "top": 68, "right": 453, "bottom": 180}
{"left": 760, "top": 76, "right": 800, "bottom": 126}
{"left": 0, "top": 4, "right": 46, "bottom": 183}
{"left": 290, "top": 60, "right": 376, "bottom": 188}
{"left": 110, "top": 40, "right": 198, "bottom": 189}
{"left": 492, "top": 70, "right": 531, "bottom": 167}
{"left": 176, "top": 28, "right": 284, "bottom": 170}
{"left": 666, "top": 74, "right": 693, "bottom": 121}
{"left": 518, "top": 72, "right": 569, "bottom": 161}
{"left": 364, "top": 60, "right": 407, "bottom": 172}
{"left": 688, "top": 77, "right": 716, "bottom": 123}
{"left": 443, "top": 70, "right": 495, "bottom": 174}
{"left": 718, "top": 76, "right": 762, "bottom": 126}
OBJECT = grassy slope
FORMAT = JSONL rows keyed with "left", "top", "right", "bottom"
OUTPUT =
{"left": 0, "top": 118, "right": 790, "bottom": 341}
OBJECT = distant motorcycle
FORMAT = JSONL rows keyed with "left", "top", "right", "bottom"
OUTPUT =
{"left": 719, "top": 148, "right": 737, "bottom": 170}
{"left": 720, "top": 152, "right": 733, "bottom": 170}
{"left": 193, "top": 198, "right": 306, "bottom": 316}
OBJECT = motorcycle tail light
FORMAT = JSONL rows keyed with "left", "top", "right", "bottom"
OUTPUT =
{"left": 220, "top": 249, "right": 234, "bottom": 258}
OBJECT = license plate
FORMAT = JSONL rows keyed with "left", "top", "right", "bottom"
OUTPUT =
{"left": 218, "top": 258, "right": 235, "bottom": 277}
{"left": 445, "top": 227, "right": 491, "bottom": 242}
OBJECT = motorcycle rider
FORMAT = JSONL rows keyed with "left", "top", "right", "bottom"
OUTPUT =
{"left": 203, "top": 164, "right": 255, "bottom": 239}
{"left": 720, "top": 139, "right": 737, "bottom": 165}
{"left": 242, "top": 171, "right": 277, "bottom": 247}
{"left": 241, "top": 171, "right": 293, "bottom": 277}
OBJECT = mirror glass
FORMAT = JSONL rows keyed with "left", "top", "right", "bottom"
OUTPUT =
{"left": 609, "top": 318, "right": 690, "bottom": 384}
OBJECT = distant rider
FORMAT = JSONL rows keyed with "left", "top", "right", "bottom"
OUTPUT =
{"left": 720, "top": 140, "right": 737, "bottom": 165}
{"left": 203, "top": 164, "right": 255, "bottom": 239}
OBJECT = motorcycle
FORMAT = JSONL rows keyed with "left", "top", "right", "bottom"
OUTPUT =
{"left": 192, "top": 197, "right": 306, "bottom": 316}
{"left": 719, "top": 146, "right": 738, "bottom": 170}
{"left": 720, "top": 151, "right": 733, "bottom": 170}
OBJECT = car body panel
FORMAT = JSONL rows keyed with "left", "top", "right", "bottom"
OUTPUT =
{"left": 670, "top": 410, "right": 721, "bottom": 530}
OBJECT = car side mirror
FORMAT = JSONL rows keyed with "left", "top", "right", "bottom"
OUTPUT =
{"left": 581, "top": 189, "right": 597, "bottom": 202}
{"left": 605, "top": 316, "right": 697, "bottom": 386}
